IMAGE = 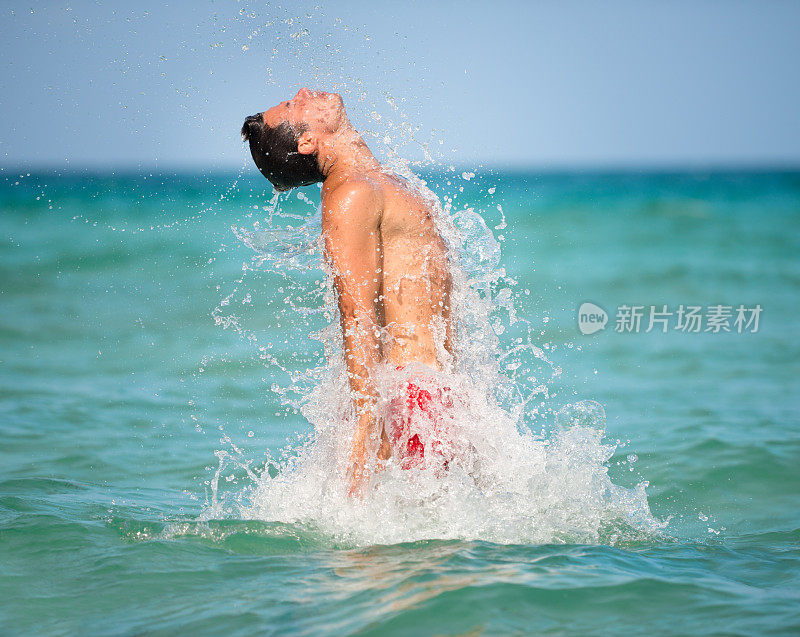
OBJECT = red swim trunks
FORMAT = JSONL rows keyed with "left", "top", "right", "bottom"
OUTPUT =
{"left": 387, "top": 368, "right": 453, "bottom": 470}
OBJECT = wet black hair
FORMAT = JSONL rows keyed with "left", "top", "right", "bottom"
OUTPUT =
{"left": 241, "top": 114, "right": 324, "bottom": 191}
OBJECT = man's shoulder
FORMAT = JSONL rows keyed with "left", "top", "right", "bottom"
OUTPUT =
{"left": 321, "top": 176, "right": 382, "bottom": 223}
{"left": 324, "top": 176, "right": 382, "bottom": 203}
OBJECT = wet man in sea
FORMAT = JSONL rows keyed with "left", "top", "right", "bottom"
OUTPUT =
{"left": 242, "top": 88, "right": 455, "bottom": 497}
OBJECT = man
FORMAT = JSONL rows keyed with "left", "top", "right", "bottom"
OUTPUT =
{"left": 242, "top": 88, "right": 454, "bottom": 496}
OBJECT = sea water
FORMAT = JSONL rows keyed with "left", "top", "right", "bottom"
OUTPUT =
{"left": 1, "top": 168, "right": 799, "bottom": 634}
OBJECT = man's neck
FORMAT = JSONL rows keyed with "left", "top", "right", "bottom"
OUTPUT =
{"left": 319, "top": 124, "right": 381, "bottom": 194}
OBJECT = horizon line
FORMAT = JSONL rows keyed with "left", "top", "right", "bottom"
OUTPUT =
{"left": 3, "top": 159, "right": 800, "bottom": 176}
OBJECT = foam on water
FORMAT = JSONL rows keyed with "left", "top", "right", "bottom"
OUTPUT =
{"left": 238, "top": 401, "right": 661, "bottom": 546}
{"left": 201, "top": 165, "right": 665, "bottom": 547}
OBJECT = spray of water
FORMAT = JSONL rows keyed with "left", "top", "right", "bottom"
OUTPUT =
{"left": 185, "top": 8, "right": 665, "bottom": 547}
{"left": 194, "top": 164, "right": 664, "bottom": 548}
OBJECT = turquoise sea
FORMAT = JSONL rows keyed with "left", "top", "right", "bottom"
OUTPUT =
{"left": 1, "top": 168, "right": 799, "bottom": 635}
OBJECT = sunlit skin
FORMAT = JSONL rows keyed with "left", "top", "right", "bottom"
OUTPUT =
{"left": 260, "top": 88, "right": 454, "bottom": 497}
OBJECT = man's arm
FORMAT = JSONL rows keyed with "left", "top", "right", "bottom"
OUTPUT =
{"left": 322, "top": 181, "right": 384, "bottom": 497}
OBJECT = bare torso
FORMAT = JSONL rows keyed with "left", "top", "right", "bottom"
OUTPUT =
{"left": 374, "top": 173, "right": 453, "bottom": 369}
{"left": 320, "top": 166, "right": 453, "bottom": 495}
{"left": 322, "top": 169, "right": 453, "bottom": 372}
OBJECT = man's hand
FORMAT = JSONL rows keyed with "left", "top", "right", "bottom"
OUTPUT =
{"left": 347, "top": 435, "right": 369, "bottom": 498}
{"left": 347, "top": 424, "right": 392, "bottom": 498}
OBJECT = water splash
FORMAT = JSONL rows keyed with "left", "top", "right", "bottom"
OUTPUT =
{"left": 198, "top": 164, "right": 664, "bottom": 547}
{"left": 193, "top": 10, "right": 664, "bottom": 548}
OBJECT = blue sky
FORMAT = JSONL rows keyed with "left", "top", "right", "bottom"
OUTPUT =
{"left": 1, "top": 0, "right": 799, "bottom": 169}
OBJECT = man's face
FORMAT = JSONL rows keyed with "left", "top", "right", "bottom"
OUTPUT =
{"left": 262, "top": 88, "right": 345, "bottom": 135}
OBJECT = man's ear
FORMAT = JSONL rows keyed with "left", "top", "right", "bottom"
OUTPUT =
{"left": 297, "top": 130, "right": 317, "bottom": 155}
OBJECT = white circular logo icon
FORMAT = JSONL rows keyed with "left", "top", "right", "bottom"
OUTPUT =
{"left": 578, "top": 302, "right": 608, "bottom": 335}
